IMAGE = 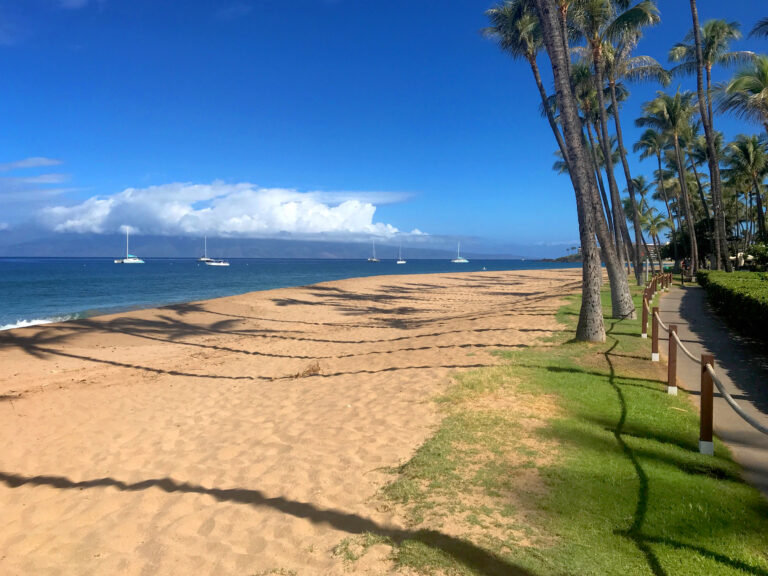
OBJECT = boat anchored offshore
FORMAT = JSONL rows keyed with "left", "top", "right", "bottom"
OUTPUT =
{"left": 451, "top": 242, "right": 469, "bottom": 263}
{"left": 205, "top": 259, "right": 230, "bottom": 267}
{"left": 198, "top": 236, "right": 213, "bottom": 263}
{"left": 114, "top": 229, "right": 144, "bottom": 264}
{"left": 367, "top": 240, "right": 380, "bottom": 262}
{"left": 397, "top": 242, "right": 406, "bottom": 264}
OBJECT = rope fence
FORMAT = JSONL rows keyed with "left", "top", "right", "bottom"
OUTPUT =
{"left": 640, "top": 272, "right": 768, "bottom": 457}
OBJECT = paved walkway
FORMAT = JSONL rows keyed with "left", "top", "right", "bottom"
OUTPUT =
{"left": 657, "top": 284, "right": 768, "bottom": 499}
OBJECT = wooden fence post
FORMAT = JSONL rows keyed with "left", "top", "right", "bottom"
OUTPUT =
{"left": 642, "top": 297, "right": 649, "bottom": 339}
{"left": 700, "top": 354, "right": 715, "bottom": 455}
{"left": 668, "top": 325, "right": 678, "bottom": 395}
{"left": 652, "top": 306, "right": 660, "bottom": 362}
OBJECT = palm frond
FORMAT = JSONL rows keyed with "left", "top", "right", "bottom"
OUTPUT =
{"left": 750, "top": 17, "right": 768, "bottom": 39}
{"left": 604, "top": 1, "right": 660, "bottom": 44}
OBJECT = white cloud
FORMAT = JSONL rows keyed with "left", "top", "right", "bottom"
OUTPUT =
{"left": 0, "top": 157, "right": 63, "bottom": 172}
{"left": 0, "top": 222, "right": 8, "bottom": 231}
{"left": 41, "top": 181, "right": 418, "bottom": 239}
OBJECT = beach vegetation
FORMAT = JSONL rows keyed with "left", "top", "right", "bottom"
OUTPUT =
{"left": 338, "top": 284, "right": 768, "bottom": 575}
{"left": 697, "top": 269, "right": 768, "bottom": 340}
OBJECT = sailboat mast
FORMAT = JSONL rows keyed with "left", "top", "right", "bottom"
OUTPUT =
{"left": 126, "top": 229, "right": 129, "bottom": 258}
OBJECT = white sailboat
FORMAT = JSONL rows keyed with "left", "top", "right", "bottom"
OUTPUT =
{"left": 198, "top": 236, "right": 213, "bottom": 262}
{"left": 397, "top": 242, "right": 406, "bottom": 264}
{"left": 451, "top": 241, "right": 469, "bottom": 263}
{"left": 114, "top": 229, "right": 144, "bottom": 264}
{"left": 205, "top": 259, "right": 230, "bottom": 267}
{"left": 367, "top": 240, "right": 379, "bottom": 262}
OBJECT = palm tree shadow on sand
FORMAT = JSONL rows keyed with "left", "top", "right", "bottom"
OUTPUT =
{"left": 0, "top": 470, "right": 537, "bottom": 576}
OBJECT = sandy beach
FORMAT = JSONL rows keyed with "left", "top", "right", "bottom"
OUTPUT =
{"left": 0, "top": 268, "right": 581, "bottom": 575}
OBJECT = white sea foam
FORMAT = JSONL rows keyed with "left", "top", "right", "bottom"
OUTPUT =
{"left": 0, "top": 316, "right": 74, "bottom": 331}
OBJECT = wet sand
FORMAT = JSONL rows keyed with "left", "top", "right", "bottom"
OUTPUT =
{"left": 0, "top": 268, "right": 580, "bottom": 575}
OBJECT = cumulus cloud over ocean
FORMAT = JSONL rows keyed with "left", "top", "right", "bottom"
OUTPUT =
{"left": 41, "top": 181, "right": 417, "bottom": 239}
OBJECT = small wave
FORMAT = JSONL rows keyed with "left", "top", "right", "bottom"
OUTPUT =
{"left": 0, "top": 315, "right": 75, "bottom": 331}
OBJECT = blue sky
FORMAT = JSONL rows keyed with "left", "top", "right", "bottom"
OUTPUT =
{"left": 0, "top": 0, "right": 765, "bottom": 257}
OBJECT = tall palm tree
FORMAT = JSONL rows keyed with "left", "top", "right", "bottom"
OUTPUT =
{"left": 602, "top": 32, "right": 669, "bottom": 285}
{"left": 750, "top": 17, "right": 768, "bottom": 39}
{"left": 498, "top": 0, "right": 635, "bottom": 322}
{"left": 718, "top": 55, "right": 768, "bottom": 136}
{"left": 532, "top": 0, "right": 636, "bottom": 337}
{"left": 634, "top": 128, "right": 675, "bottom": 231}
{"left": 669, "top": 19, "right": 753, "bottom": 127}
{"left": 722, "top": 135, "right": 768, "bottom": 239}
{"left": 684, "top": 4, "right": 738, "bottom": 271}
{"left": 637, "top": 90, "right": 700, "bottom": 272}
{"left": 529, "top": 0, "right": 604, "bottom": 341}
{"left": 569, "top": 0, "right": 661, "bottom": 284}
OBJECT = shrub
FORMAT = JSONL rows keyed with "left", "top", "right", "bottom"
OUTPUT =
{"left": 698, "top": 270, "right": 768, "bottom": 341}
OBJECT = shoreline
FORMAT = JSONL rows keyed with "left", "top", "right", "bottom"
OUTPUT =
{"left": 0, "top": 260, "right": 582, "bottom": 332}
{"left": 0, "top": 268, "right": 582, "bottom": 574}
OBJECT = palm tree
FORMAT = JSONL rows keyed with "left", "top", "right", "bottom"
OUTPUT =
{"left": 532, "top": 0, "right": 636, "bottom": 337}
{"left": 669, "top": 19, "right": 753, "bottom": 127}
{"left": 637, "top": 90, "right": 700, "bottom": 273}
{"left": 602, "top": 31, "right": 669, "bottom": 284}
{"left": 569, "top": 0, "right": 661, "bottom": 284}
{"left": 497, "top": 0, "right": 635, "bottom": 323}
{"left": 682, "top": 5, "right": 740, "bottom": 271}
{"left": 718, "top": 55, "right": 768, "bottom": 136}
{"left": 750, "top": 17, "right": 768, "bottom": 39}
{"left": 644, "top": 207, "right": 670, "bottom": 271}
{"left": 722, "top": 135, "right": 768, "bottom": 239}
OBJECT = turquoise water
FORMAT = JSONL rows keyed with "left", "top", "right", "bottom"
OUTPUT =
{"left": 0, "top": 258, "right": 580, "bottom": 330}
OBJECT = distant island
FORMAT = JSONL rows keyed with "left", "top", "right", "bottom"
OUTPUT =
{"left": 541, "top": 247, "right": 581, "bottom": 263}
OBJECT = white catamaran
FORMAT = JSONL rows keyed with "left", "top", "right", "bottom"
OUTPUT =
{"left": 451, "top": 241, "right": 468, "bottom": 263}
{"left": 114, "top": 229, "right": 144, "bottom": 264}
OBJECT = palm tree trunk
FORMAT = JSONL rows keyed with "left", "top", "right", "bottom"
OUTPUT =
{"left": 689, "top": 0, "right": 731, "bottom": 271}
{"left": 593, "top": 121, "right": 630, "bottom": 264}
{"left": 656, "top": 153, "right": 679, "bottom": 266}
{"left": 586, "top": 123, "right": 614, "bottom": 234}
{"left": 528, "top": 55, "right": 570, "bottom": 167}
{"left": 751, "top": 175, "right": 767, "bottom": 239}
{"left": 591, "top": 46, "right": 637, "bottom": 279}
{"left": 706, "top": 65, "right": 715, "bottom": 129}
{"left": 673, "top": 135, "right": 700, "bottom": 272}
{"left": 653, "top": 234, "right": 663, "bottom": 271}
{"left": 686, "top": 146, "right": 714, "bottom": 254}
{"left": 532, "top": 0, "right": 604, "bottom": 341}
{"left": 544, "top": 0, "right": 634, "bottom": 320}
{"left": 609, "top": 79, "right": 645, "bottom": 285}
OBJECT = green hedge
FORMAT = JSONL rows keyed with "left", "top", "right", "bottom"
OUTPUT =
{"left": 698, "top": 270, "right": 768, "bottom": 340}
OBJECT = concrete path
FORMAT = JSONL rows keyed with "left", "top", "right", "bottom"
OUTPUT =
{"left": 656, "top": 284, "right": 768, "bottom": 499}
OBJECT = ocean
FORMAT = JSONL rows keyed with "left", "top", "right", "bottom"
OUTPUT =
{"left": 0, "top": 257, "right": 580, "bottom": 330}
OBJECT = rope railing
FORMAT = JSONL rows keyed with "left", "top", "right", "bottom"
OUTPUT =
{"left": 641, "top": 272, "right": 768, "bottom": 456}
{"left": 672, "top": 329, "right": 699, "bottom": 363}
{"left": 705, "top": 363, "right": 768, "bottom": 436}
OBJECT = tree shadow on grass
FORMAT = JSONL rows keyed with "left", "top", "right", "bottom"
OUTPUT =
{"left": 600, "top": 320, "right": 768, "bottom": 576}
{"left": 0, "top": 471, "right": 537, "bottom": 576}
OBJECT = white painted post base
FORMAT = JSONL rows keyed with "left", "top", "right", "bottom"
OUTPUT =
{"left": 652, "top": 352, "right": 659, "bottom": 362}
{"left": 699, "top": 440, "right": 714, "bottom": 456}
{"left": 642, "top": 333, "right": 648, "bottom": 339}
{"left": 667, "top": 386, "right": 678, "bottom": 396}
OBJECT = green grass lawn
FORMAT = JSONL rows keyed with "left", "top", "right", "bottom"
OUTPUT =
{"left": 339, "top": 285, "right": 768, "bottom": 575}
